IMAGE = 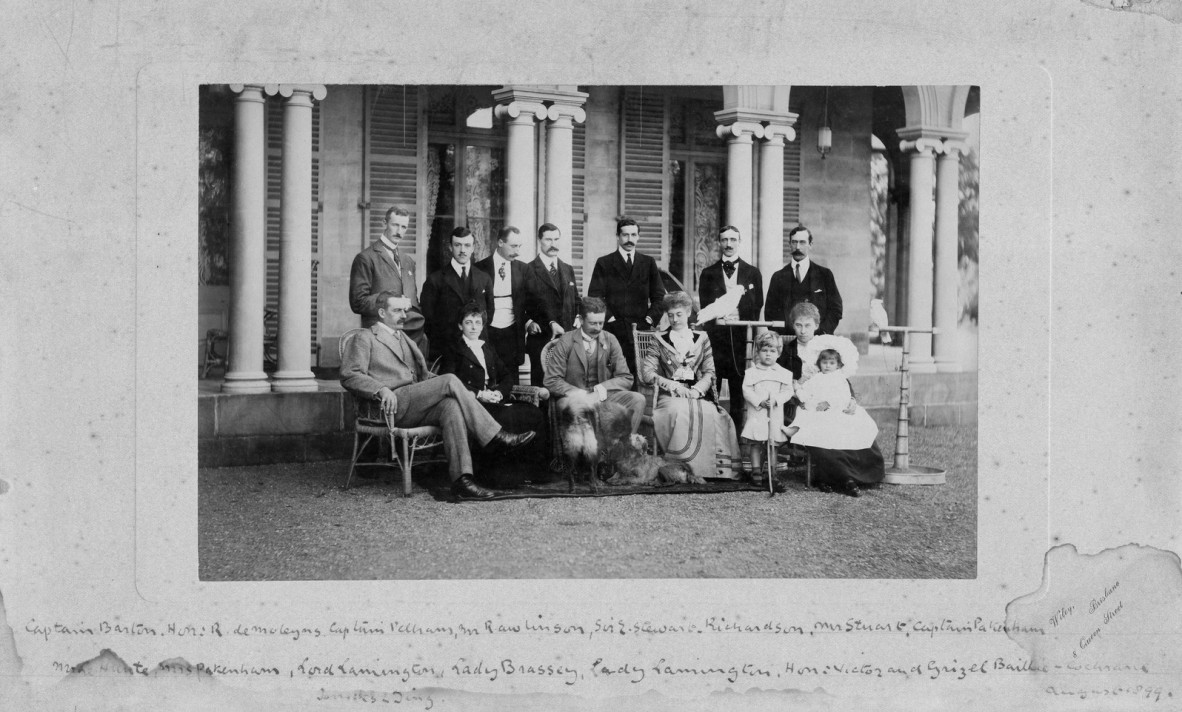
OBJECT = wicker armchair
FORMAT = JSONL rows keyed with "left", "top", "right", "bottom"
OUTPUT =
{"left": 338, "top": 329, "right": 444, "bottom": 496}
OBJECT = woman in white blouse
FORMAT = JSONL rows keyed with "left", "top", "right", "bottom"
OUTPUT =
{"left": 639, "top": 291, "right": 740, "bottom": 481}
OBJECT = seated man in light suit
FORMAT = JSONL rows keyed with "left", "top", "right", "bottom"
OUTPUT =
{"left": 340, "top": 292, "right": 537, "bottom": 500}
{"left": 543, "top": 296, "right": 646, "bottom": 435}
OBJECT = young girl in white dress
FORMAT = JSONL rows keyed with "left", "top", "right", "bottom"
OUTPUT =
{"left": 739, "top": 331, "right": 796, "bottom": 484}
{"left": 784, "top": 349, "right": 879, "bottom": 451}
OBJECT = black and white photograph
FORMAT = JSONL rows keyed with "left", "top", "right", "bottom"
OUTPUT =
{"left": 196, "top": 84, "right": 980, "bottom": 580}
{"left": 3, "top": 1, "right": 1180, "bottom": 710}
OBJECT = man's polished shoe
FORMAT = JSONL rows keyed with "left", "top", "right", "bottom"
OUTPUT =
{"left": 451, "top": 474, "right": 496, "bottom": 500}
{"left": 487, "top": 429, "right": 536, "bottom": 453}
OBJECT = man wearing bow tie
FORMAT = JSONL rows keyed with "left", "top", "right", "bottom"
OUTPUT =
{"left": 765, "top": 225, "right": 843, "bottom": 336}
{"left": 348, "top": 206, "right": 428, "bottom": 354}
{"left": 340, "top": 292, "right": 536, "bottom": 500}
{"left": 474, "top": 226, "right": 528, "bottom": 384}
{"left": 522, "top": 223, "right": 582, "bottom": 387}
{"left": 587, "top": 217, "right": 667, "bottom": 377}
{"left": 697, "top": 225, "right": 764, "bottom": 429}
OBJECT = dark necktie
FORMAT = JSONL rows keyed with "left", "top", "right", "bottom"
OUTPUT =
{"left": 722, "top": 260, "right": 736, "bottom": 278}
{"left": 461, "top": 266, "right": 469, "bottom": 293}
{"left": 549, "top": 262, "right": 559, "bottom": 287}
{"left": 795, "top": 263, "right": 802, "bottom": 283}
{"left": 626, "top": 254, "right": 633, "bottom": 272}
{"left": 390, "top": 250, "right": 400, "bottom": 268}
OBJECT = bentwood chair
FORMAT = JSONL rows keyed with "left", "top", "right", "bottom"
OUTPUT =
{"left": 630, "top": 325, "right": 666, "bottom": 455}
{"left": 540, "top": 339, "right": 564, "bottom": 468}
{"left": 338, "top": 328, "right": 444, "bottom": 496}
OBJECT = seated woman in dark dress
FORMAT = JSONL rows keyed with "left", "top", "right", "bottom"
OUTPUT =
{"left": 440, "top": 302, "right": 549, "bottom": 487}
{"left": 777, "top": 302, "right": 885, "bottom": 497}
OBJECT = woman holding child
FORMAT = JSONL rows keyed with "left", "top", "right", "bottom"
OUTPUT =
{"left": 639, "top": 292, "right": 741, "bottom": 481}
{"left": 779, "top": 302, "right": 885, "bottom": 496}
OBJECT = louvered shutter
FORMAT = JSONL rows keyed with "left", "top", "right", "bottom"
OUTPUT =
{"left": 264, "top": 96, "right": 321, "bottom": 350}
{"left": 366, "top": 86, "right": 420, "bottom": 264}
{"left": 571, "top": 121, "right": 587, "bottom": 286}
{"left": 620, "top": 87, "right": 669, "bottom": 267}
{"left": 780, "top": 134, "right": 803, "bottom": 263}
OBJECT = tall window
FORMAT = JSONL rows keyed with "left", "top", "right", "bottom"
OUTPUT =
{"left": 668, "top": 93, "right": 727, "bottom": 292}
{"left": 423, "top": 87, "right": 506, "bottom": 272}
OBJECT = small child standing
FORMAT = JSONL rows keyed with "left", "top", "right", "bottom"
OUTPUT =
{"left": 739, "top": 331, "right": 796, "bottom": 484}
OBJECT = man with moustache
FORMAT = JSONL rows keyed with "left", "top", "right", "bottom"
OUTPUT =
{"left": 522, "top": 223, "right": 582, "bottom": 387}
{"left": 765, "top": 225, "right": 843, "bottom": 336}
{"left": 697, "top": 225, "right": 764, "bottom": 430}
{"left": 341, "top": 292, "right": 536, "bottom": 499}
{"left": 421, "top": 227, "right": 494, "bottom": 358}
{"left": 474, "top": 226, "right": 528, "bottom": 382}
{"left": 349, "top": 206, "right": 428, "bottom": 353}
{"left": 543, "top": 297, "right": 646, "bottom": 435}
{"left": 587, "top": 217, "right": 666, "bottom": 377}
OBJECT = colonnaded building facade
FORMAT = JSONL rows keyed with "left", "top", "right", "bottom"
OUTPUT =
{"left": 198, "top": 84, "right": 979, "bottom": 394}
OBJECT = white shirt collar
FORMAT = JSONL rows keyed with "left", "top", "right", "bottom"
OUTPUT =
{"left": 451, "top": 259, "right": 470, "bottom": 277}
{"left": 376, "top": 321, "right": 398, "bottom": 336}
{"left": 463, "top": 336, "right": 484, "bottom": 349}
{"left": 721, "top": 256, "right": 739, "bottom": 265}
{"left": 581, "top": 329, "right": 598, "bottom": 342}
{"left": 618, "top": 247, "right": 637, "bottom": 262}
{"left": 379, "top": 235, "right": 399, "bottom": 255}
{"left": 792, "top": 256, "right": 811, "bottom": 275}
{"left": 539, "top": 254, "right": 557, "bottom": 270}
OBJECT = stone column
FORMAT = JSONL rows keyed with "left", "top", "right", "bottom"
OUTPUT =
{"left": 933, "top": 140, "right": 966, "bottom": 372}
{"left": 757, "top": 124, "right": 796, "bottom": 281}
{"left": 493, "top": 98, "right": 547, "bottom": 261}
{"left": 544, "top": 103, "right": 587, "bottom": 265}
{"left": 900, "top": 137, "right": 941, "bottom": 372}
{"left": 716, "top": 121, "right": 762, "bottom": 262}
{"left": 269, "top": 84, "right": 326, "bottom": 393}
{"left": 222, "top": 84, "right": 270, "bottom": 394}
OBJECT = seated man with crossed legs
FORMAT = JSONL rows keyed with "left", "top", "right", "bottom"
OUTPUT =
{"left": 340, "top": 292, "right": 536, "bottom": 500}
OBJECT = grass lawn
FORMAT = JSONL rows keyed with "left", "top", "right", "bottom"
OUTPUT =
{"left": 199, "top": 423, "right": 976, "bottom": 580}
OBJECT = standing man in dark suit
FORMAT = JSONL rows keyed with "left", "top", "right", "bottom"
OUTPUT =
{"left": 420, "top": 227, "right": 494, "bottom": 359}
{"left": 697, "top": 225, "right": 764, "bottom": 430}
{"left": 474, "top": 226, "right": 528, "bottom": 383}
{"left": 340, "top": 292, "right": 536, "bottom": 499}
{"left": 522, "top": 223, "right": 582, "bottom": 387}
{"left": 765, "top": 225, "right": 843, "bottom": 336}
{"left": 348, "top": 206, "right": 428, "bottom": 353}
{"left": 587, "top": 217, "right": 666, "bottom": 377}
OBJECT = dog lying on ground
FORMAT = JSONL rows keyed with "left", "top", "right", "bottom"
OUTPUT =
{"left": 556, "top": 393, "right": 703, "bottom": 490}
{"left": 603, "top": 433, "right": 703, "bottom": 486}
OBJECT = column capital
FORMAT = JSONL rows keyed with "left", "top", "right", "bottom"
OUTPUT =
{"left": 760, "top": 123, "right": 797, "bottom": 143}
{"left": 899, "top": 137, "right": 945, "bottom": 156}
{"left": 716, "top": 121, "right": 763, "bottom": 141}
{"left": 228, "top": 84, "right": 267, "bottom": 101}
{"left": 939, "top": 139, "right": 970, "bottom": 157}
{"left": 897, "top": 125, "right": 969, "bottom": 144}
{"left": 546, "top": 103, "right": 586, "bottom": 124}
{"left": 494, "top": 100, "right": 548, "bottom": 122}
{"left": 264, "top": 84, "right": 327, "bottom": 101}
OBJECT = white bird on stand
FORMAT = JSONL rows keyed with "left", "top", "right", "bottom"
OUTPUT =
{"left": 692, "top": 284, "right": 747, "bottom": 327}
{"left": 869, "top": 298, "right": 892, "bottom": 344}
